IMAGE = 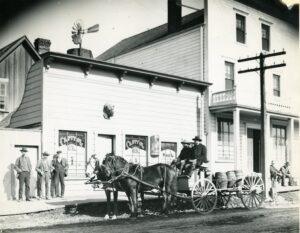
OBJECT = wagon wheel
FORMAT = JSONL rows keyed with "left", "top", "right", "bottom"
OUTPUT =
{"left": 191, "top": 179, "right": 217, "bottom": 214}
{"left": 240, "top": 175, "right": 264, "bottom": 209}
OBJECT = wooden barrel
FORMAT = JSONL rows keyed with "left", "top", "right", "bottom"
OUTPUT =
{"left": 214, "top": 172, "right": 228, "bottom": 189}
{"left": 226, "top": 171, "right": 236, "bottom": 188}
{"left": 234, "top": 170, "right": 243, "bottom": 187}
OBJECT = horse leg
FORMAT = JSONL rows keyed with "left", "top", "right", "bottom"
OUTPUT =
{"left": 129, "top": 189, "right": 138, "bottom": 218}
{"left": 112, "top": 190, "right": 118, "bottom": 220}
{"left": 140, "top": 191, "right": 144, "bottom": 213}
{"left": 104, "top": 189, "right": 111, "bottom": 220}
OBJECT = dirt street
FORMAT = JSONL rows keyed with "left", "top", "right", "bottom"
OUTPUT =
{"left": 2, "top": 207, "right": 298, "bottom": 233}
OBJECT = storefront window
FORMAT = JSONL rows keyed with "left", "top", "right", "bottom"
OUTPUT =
{"left": 160, "top": 142, "right": 177, "bottom": 165}
{"left": 217, "top": 118, "right": 234, "bottom": 161}
{"left": 58, "top": 130, "right": 87, "bottom": 178}
{"left": 272, "top": 125, "right": 286, "bottom": 164}
{"left": 124, "top": 135, "right": 148, "bottom": 166}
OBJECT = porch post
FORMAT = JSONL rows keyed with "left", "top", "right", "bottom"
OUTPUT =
{"left": 288, "top": 118, "right": 294, "bottom": 164}
{"left": 265, "top": 113, "right": 271, "bottom": 197}
{"left": 233, "top": 108, "right": 240, "bottom": 170}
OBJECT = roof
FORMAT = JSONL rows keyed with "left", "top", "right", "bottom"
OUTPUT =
{"left": 42, "top": 51, "right": 211, "bottom": 92}
{"left": 0, "top": 36, "right": 40, "bottom": 63}
{"left": 97, "top": 10, "right": 204, "bottom": 61}
{"left": 236, "top": 0, "right": 299, "bottom": 27}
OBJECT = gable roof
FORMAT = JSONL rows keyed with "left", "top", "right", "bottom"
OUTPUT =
{"left": 97, "top": 10, "right": 204, "bottom": 61}
{"left": 0, "top": 36, "right": 41, "bottom": 63}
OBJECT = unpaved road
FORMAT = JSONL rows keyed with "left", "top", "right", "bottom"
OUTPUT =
{"left": 3, "top": 207, "right": 298, "bottom": 233}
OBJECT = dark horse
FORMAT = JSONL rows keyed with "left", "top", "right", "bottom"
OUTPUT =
{"left": 93, "top": 160, "right": 119, "bottom": 220}
{"left": 103, "top": 155, "right": 177, "bottom": 217}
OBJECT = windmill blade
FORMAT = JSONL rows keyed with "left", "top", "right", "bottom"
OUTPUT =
{"left": 87, "top": 24, "right": 99, "bottom": 33}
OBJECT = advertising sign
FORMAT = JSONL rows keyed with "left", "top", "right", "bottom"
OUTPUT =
{"left": 124, "top": 135, "right": 147, "bottom": 166}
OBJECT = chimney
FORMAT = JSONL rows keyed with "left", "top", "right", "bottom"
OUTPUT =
{"left": 67, "top": 48, "right": 93, "bottom": 59}
{"left": 168, "top": 0, "right": 182, "bottom": 33}
{"left": 34, "top": 38, "right": 51, "bottom": 54}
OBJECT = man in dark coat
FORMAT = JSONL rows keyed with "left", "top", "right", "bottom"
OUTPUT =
{"left": 53, "top": 151, "right": 69, "bottom": 198}
{"left": 176, "top": 140, "right": 192, "bottom": 175}
{"left": 188, "top": 136, "right": 208, "bottom": 177}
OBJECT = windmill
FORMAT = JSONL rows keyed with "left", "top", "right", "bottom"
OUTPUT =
{"left": 71, "top": 19, "right": 99, "bottom": 52}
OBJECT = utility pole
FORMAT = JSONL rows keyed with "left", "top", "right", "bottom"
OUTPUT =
{"left": 238, "top": 51, "right": 286, "bottom": 196}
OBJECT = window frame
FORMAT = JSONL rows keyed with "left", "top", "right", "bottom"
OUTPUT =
{"left": 273, "top": 74, "right": 280, "bottom": 97}
{"left": 217, "top": 118, "right": 234, "bottom": 161}
{"left": 236, "top": 14, "right": 246, "bottom": 44}
{"left": 261, "top": 23, "right": 270, "bottom": 51}
{"left": 225, "top": 61, "right": 235, "bottom": 90}
{"left": 0, "top": 80, "right": 8, "bottom": 111}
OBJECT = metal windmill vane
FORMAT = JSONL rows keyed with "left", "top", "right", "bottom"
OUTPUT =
{"left": 71, "top": 19, "right": 99, "bottom": 49}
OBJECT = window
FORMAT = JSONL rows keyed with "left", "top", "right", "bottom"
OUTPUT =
{"left": 0, "top": 81, "right": 7, "bottom": 111}
{"left": 160, "top": 142, "right": 177, "bottom": 165}
{"left": 58, "top": 130, "right": 87, "bottom": 177}
{"left": 124, "top": 135, "right": 148, "bottom": 166}
{"left": 225, "top": 62, "right": 235, "bottom": 90}
{"left": 262, "top": 24, "right": 270, "bottom": 51}
{"left": 236, "top": 14, "right": 246, "bottom": 43}
{"left": 272, "top": 125, "right": 286, "bottom": 163}
{"left": 217, "top": 118, "right": 234, "bottom": 161}
{"left": 273, "top": 74, "right": 280, "bottom": 97}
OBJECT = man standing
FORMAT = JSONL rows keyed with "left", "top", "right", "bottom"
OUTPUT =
{"left": 36, "top": 152, "right": 52, "bottom": 200}
{"left": 189, "top": 136, "right": 208, "bottom": 177}
{"left": 54, "top": 151, "right": 69, "bottom": 198}
{"left": 50, "top": 154, "right": 57, "bottom": 198}
{"left": 86, "top": 153, "right": 99, "bottom": 179}
{"left": 14, "top": 148, "right": 32, "bottom": 201}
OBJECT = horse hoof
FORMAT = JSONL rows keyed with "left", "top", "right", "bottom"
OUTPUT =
{"left": 111, "top": 215, "right": 117, "bottom": 220}
{"left": 104, "top": 214, "right": 110, "bottom": 220}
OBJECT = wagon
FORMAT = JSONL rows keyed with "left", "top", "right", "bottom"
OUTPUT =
{"left": 175, "top": 167, "right": 265, "bottom": 214}
{"left": 86, "top": 165, "right": 264, "bottom": 215}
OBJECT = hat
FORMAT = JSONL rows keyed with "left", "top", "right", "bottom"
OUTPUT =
{"left": 20, "top": 148, "right": 28, "bottom": 152}
{"left": 56, "top": 150, "right": 62, "bottom": 154}
{"left": 91, "top": 153, "right": 97, "bottom": 157}
{"left": 181, "top": 140, "right": 189, "bottom": 145}
{"left": 42, "top": 151, "right": 49, "bottom": 156}
{"left": 192, "top": 136, "right": 202, "bottom": 141}
{"left": 285, "top": 161, "right": 290, "bottom": 166}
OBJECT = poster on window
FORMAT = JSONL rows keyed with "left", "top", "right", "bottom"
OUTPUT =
{"left": 159, "top": 142, "right": 177, "bottom": 165}
{"left": 124, "top": 135, "right": 147, "bottom": 166}
{"left": 58, "top": 130, "right": 86, "bottom": 178}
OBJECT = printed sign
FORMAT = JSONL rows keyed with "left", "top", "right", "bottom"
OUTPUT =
{"left": 124, "top": 135, "right": 147, "bottom": 166}
{"left": 160, "top": 142, "right": 177, "bottom": 164}
{"left": 150, "top": 135, "right": 160, "bottom": 158}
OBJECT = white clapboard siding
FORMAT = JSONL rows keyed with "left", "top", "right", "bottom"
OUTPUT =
{"left": 42, "top": 66, "right": 201, "bottom": 153}
{"left": 114, "top": 28, "right": 202, "bottom": 80}
{"left": 10, "top": 61, "right": 43, "bottom": 127}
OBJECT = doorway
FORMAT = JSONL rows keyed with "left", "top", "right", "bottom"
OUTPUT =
{"left": 247, "top": 129, "right": 261, "bottom": 173}
{"left": 94, "top": 134, "right": 115, "bottom": 162}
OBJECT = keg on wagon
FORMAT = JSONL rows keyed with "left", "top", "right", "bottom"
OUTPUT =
{"left": 234, "top": 170, "right": 243, "bottom": 187}
{"left": 226, "top": 171, "right": 236, "bottom": 188}
{"left": 214, "top": 172, "right": 228, "bottom": 189}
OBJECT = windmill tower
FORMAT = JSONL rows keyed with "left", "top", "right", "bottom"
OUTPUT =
{"left": 67, "top": 19, "right": 99, "bottom": 58}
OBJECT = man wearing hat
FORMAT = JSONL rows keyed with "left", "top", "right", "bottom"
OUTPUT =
{"left": 189, "top": 136, "right": 208, "bottom": 177}
{"left": 14, "top": 148, "right": 32, "bottom": 201}
{"left": 279, "top": 161, "right": 293, "bottom": 186}
{"left": 53, "top": 150, "right": 69, "bottom": 198}
{"left": 36, "top": 151, "right": 53, "bottom": 200}
{"left": 176, "top": 140, "right": 193, "bottom": 175}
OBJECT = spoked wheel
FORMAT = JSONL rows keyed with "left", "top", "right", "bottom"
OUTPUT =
{"left": 191, "top": 178, "right": 217, "bottom": 214}
{"left": 240, "top": 175, "right": 264, "bottom": 209}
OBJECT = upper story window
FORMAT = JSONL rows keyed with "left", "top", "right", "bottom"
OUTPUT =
{"left": 236, "top": 14, "right": 246, "bottom": 43}
{"left": 262, "top": 24, "right": 270, "bottom": 51}
{"left": 225, "top": 62, "right": 235, "bottom": 90}
{"left": 273, "top": 74, "right": 280, "bottom": 97}
{"left": 0, "top": 81, "right": 7, "bottom": 111}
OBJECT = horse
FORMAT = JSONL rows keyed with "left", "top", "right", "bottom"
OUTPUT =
{"left": 103, "top": 155, "right": 177, "bottom": 217}
{"left": 93, "top": 160, "right": 118, "bottom": 220}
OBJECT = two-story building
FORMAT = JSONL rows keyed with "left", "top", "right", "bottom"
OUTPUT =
{"left": 97, "top": 0, "right": 299, "bottom": 189}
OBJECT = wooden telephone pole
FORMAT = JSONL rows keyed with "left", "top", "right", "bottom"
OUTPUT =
{"left": 238, "top": 51, "right": 286, "bottom": 195}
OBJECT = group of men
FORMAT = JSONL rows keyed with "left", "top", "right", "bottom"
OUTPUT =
{"left": 270, "top": 160, "right": 294, "bottom": 187}
{"left": 176, "top": 136, "right": 208, "bottom": 177}
{"left": 14, "top": 148, "right": 69, "bottom": 201}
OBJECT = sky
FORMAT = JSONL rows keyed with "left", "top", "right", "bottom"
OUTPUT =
{"left": 0, "top": 0, "right": 297, "bottom": 58}
{"left": 0, "top": 0, "right": 201, "bottom": 57}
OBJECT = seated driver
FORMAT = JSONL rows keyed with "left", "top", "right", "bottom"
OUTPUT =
{"left": 176, "top": 140, "right": 192, "bottom": 175}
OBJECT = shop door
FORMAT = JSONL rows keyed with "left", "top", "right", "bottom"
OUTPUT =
{"left": 247, "top": 129, "right": 261, "bottom": 173}
{"left": 95, "top": 134, "right": 115, "bottom": 163}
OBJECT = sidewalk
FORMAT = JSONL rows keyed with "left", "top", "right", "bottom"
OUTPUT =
{"left": 0, "top": 189, "right": 129, "bottom": 216}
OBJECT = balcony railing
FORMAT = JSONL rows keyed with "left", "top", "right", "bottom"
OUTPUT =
{"left": 211, "top": 89, "right": 236, "bottom": 106}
